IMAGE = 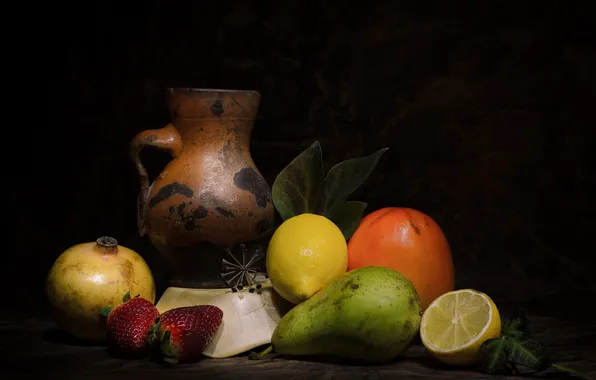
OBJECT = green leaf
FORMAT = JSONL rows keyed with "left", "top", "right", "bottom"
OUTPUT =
{"left": 272, "top": 141, "right": 324, "bottom": 220}
{"left": 99, "top": 306, "right": 113, "bottom": 317}
{"left": 146, "top": 324, "right": 158, "bottom": 346}
{"left": 481, "top": 310, "right": 552, "bottom": 376}
{"left": 122, "top": 291, "right": 132, "bottom": 303}
{"left": 552, "top": 364, "right": 592, "bottom": 380}
{"left": 248, "top": 345, "right": 274, "bottom": 360}
{"left": 507, "top": 337, "right": 550, "bottom": 371}
{"left": 481, "top": 337, "right": 508, "bottom": 374}
{"left": 481, "top": 310, "right": 591, "bottom": 379}
{"left": 160, "top": 329, "right": 170, "bottom": 345}
{"left": 481, "top": 335, "right": 549, "bottom": 375}
{"left": 316, "top": 147, "right": 388, "bottom": 217}
{"left": 160, "top": 329, "right": 179, "bottom": 363}
{"left": 329, "top": 201, "right": 367, "bottom": 240}
{"left": 500, "top": 309, "right": 551, "bottom": 371}
{"left": 502, "top": 309, "right": 531, "bottom": 340}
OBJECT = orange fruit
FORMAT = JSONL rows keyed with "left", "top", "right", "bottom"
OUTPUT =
{"left": 347, "top": 207, "right": 455, "bottom": 310}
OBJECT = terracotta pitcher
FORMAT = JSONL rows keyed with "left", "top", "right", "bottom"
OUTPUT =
{"left": 130, "top": 88, "right": 275, "bottom": 288}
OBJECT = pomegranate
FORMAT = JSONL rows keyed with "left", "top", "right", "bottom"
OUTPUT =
{"left": 46, "top": 236, "right": 156, "bottom": 341}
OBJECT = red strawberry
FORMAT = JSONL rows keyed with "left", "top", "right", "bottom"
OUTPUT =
{"left": 147, "top": 305, "right": 224, "bottom": 363}
{"left": 100, "top": 292, "right": 160, "bottom": 358}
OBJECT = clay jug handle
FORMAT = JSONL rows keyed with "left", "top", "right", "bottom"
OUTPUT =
{"left": 130, "top": 123, "right": 183, "bottom": 236}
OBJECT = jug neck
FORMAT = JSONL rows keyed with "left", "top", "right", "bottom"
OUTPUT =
{"left": 167, "top": 88, "right": 260, "bottom": 119}
{"left": 165, "top": 88, "right": 260, "bottom": 148}
{"left": 174, "top": 116, "right": 254, "bottom": 142}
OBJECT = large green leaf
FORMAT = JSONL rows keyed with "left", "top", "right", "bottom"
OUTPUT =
{"left": 272, "top": 141, "right": 324, "bottom": 221}
{"left": 480, "top": 309, "right": 590, "bottom": 378}
{"left": 480, "top": 337, "right": 508, "bottom": 374}
{"left": 316, "top": 147, "right": 389, "bottom": 217}
{"left": 552, "top": 364, "right": 592, "bottom": 380}
{"left": 329, "top": 201, "right": 368, "bottom": 240}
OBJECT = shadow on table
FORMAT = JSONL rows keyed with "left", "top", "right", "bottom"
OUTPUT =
{"left": 267, "top": 353, "right": 448, "bottom": 369}
{"left": 42, "top": 328, "right": 106, "bottom": 347}
{"left": 41, "top": 328, "right": 169, "bottom": 362}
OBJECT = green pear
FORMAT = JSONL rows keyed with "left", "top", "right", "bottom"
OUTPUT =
{"left": 251, "top": 266, "right": 422, "bottom": 363}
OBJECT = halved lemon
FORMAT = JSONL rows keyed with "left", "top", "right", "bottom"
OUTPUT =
{"left": 420, "top": 289, "right": 502, "bottom": 366}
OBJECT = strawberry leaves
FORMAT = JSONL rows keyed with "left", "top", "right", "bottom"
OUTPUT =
{"left": 159, "top": 330, "right": 179, "bottom": 364}
{"left": 480, "top": 309, "right": 589, "bottom": 379}
{"left": 99, "top": 291, "right": 138, "bottom": 317}
{"left": 122, "top": 292, "right": 133, "bottom": 302}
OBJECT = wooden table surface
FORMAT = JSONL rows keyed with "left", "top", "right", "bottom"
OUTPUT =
{"left": 4, "top": 291, "right": 595, "bottom": 380}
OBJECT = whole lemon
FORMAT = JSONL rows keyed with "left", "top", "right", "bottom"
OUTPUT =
{"left": 266, "top": 213, "right": 348, "bottom": 304}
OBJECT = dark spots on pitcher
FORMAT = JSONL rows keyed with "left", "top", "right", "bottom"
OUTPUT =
{"left": 210, "top": 99, "right": 224, "bottom": 116}
{"left": 193, "top": 206, "right": 208, "bottom": 220}
{"left": 233, "top": 134, "right": 244, "bottom": 153}
{"left": 177, "top": 203, "right": 187, "bottom": 218}
{"left": 184, "top": 218, "right": 196, "bottom": 231}
{"left": 216, "top": 207, "right": 235, "bottom": 218}
{"left": 171, "top": 202, "right": 210, "bottom": 231}
{"left": 256, "top": 218, "right": 273, "bottom": 235}
{"left": 409, "top": 221, "right": 421, "bottom": 235}
{"left": 220, "top": 140, "right": 235, "bottom": 165}
{"left": 233, "top": 167, "right": 273, "bottom": 208}
{"left": 149, "top": 182, "right": 194, "bottom": 208}
{"left": 170, "top": 103, "right": 180, "bottom": 120}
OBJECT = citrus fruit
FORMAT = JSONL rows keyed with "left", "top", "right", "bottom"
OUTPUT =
{"left": 347, "top": 207, "right": 454, "bottom": 310}
{"left": 420, "top": 289, "right": 502, "bottom": 366}
{"left": 266, "top": 213, "right": 348, "bottom": 304}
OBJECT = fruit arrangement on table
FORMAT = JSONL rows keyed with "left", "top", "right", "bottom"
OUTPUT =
{"left": 45, "top": 90, "right": 588, "bottom": 378}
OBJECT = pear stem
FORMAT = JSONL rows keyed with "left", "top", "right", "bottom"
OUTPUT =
{"left": 248, "top": 345, "right": 274, "bottom": 360}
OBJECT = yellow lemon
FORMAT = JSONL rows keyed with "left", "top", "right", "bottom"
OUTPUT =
{"left": 266, "top": 213, "right": 348, "bottom": 304}
{"left": 420, "top": 289, "right": 502, "bottom": 366}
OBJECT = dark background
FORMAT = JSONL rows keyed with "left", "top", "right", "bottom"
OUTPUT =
{"left": 14, "top": 0, "right": 595, "bottom": 315}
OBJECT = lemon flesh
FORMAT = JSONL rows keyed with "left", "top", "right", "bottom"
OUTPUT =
{"left": 266, "top": 213, "right": 348, "bottom": 304}
{"left": 420, "top": 289, "right": 501, "bottom": 366}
